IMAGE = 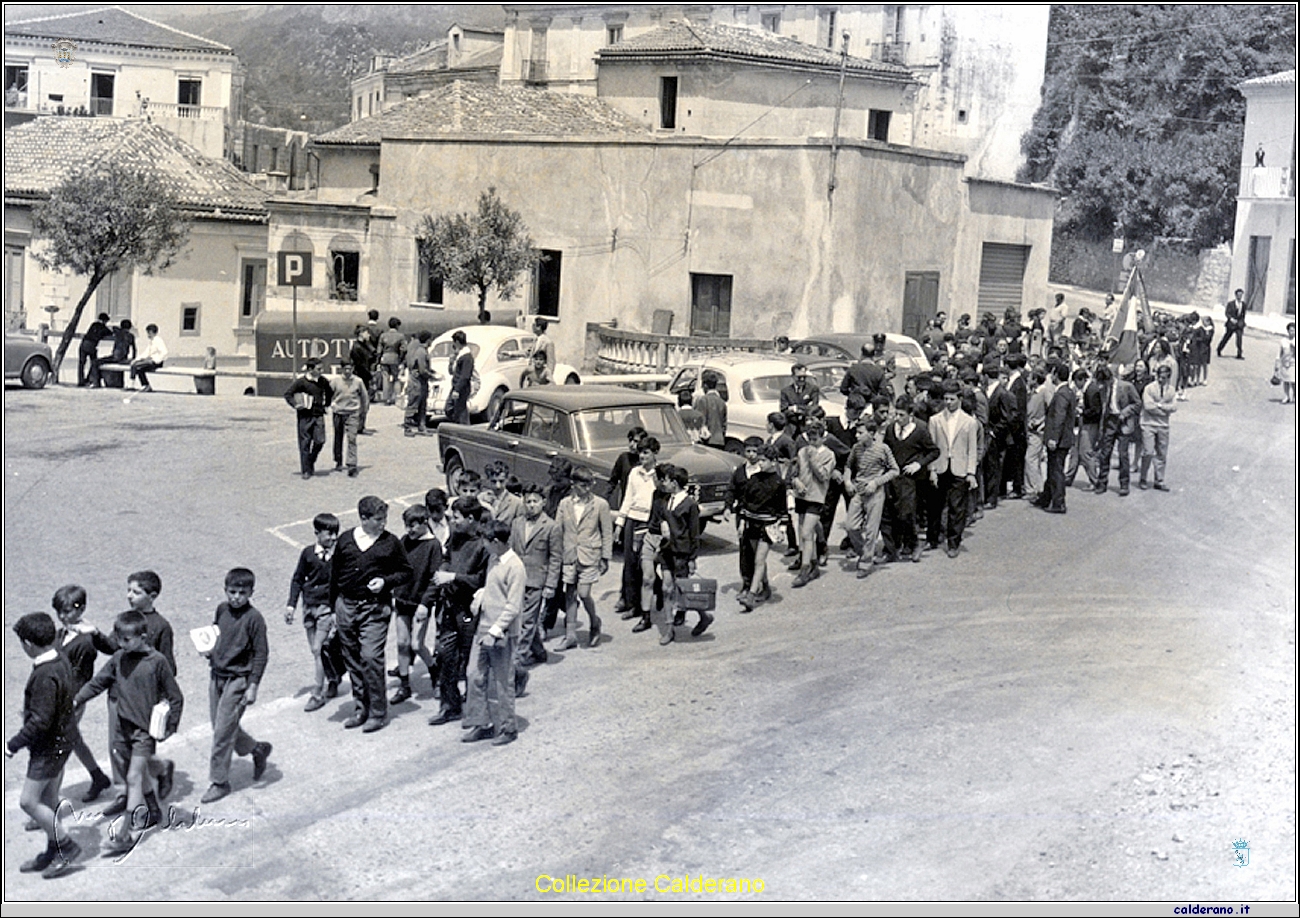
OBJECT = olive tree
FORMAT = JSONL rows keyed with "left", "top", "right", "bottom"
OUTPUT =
{"left": 416, "top": 187, "right": 540, "bottom": 322}
{"left": 31, "top": 162, "right": 190, "bottom": 375}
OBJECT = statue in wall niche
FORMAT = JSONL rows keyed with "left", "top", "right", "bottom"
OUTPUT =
{"left": 1255, "top": 144, "right": 1266, "bottom": 167}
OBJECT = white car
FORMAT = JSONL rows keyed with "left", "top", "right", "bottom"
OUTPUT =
{"left": 666, "top": 352, "right": 847, "bottom": 450}
{"left": 427, "top": 325, "right": 580, "bottom": 423}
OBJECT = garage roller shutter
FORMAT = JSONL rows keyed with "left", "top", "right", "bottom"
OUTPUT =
{"left": 977, "top": 243, "right": 1029, "bottom": 315}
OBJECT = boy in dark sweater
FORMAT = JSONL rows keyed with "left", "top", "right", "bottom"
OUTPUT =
{"left": 286, "top": 513, "right": 343, "bottom": 712}
{"left": 51, "top": 585, "right": 114, "bottom": 802}
{"left": 7, "top": 613, "right": 82, "bottom": 878}
{"left": 736, "top": 444, "right": 788, "bottom": 611}
{"left": 99, "top": 570, "right": 176, "bottom": 819}
{"left": 330, "top": 496, "right": 413, "bottom": 733}
{"left": 201, "top": 568, "right": 271, "bottom": 804}
{"left": 74, "top": 611, "right": 183, "bottom": 858}
{"left": 390, "top": 504, "right": 444, "bottom": 704}
{"left": 427, "top": 498, "right": 490, "bottom": 726}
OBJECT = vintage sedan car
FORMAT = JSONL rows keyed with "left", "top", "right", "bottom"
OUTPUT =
{"left": 427, "top": 325, "right": 580, "bottom": 423}
{"left": 437, "top": 385, "right": 742, "bottom": 521}
{"left": 666, "top": 352, "right": 847, "bottom": 450}
{"left": 792, "top": 333, "right": 932, "bottom": 376}
{"left": 4, "top": 331, "right": 54, "bottom": 389}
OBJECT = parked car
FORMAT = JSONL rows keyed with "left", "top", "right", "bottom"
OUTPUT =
{"left": 792, "top": 333, "right": 932, "bottom": 376}
{"left": 4, "top": 331, "right": 53, "bottom": 389}
{"left": 437, "top": 385, "right": 741, "bottom": 521}
{"left": 426, "top": 325, "right": 580, "bottom": 423}
{"left": 666, "top": 352, "right": 847, "bottom": 450}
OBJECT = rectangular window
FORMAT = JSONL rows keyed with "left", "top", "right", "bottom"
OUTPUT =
{"left": 180, "top": 303, "right": 201, "bottom": 336}
{"left": 607, "top": 24, "right": 623, "bottom": 45}
{"left": 885, "top": 6, "right": 905, "bottom": 43}
{"left": 761, "top": 12, "right": 781, "bottom": 33}
{"left": 690, "top": 273, "right": 732, "bottom": 338}
{"left": 329, "top": 251, "right": 360, "bottom": 302}
{"left": 818, "top": 8, "right": 839, "bottom": 49}
{"left": 4, "top": 243, "right": 25, "bottom": 322}
{"left": 868, "top": 109, "right": 891, "bottom": 142}
{"left": 178, "top": 78, "right": 201, "bottom": 114}
{"left": 416, "top": 253, "right": 444, "bottom": 305}
{"left": 95, "top": 269, "right": 131, "bottom": 320}
{"left": 533, "top": 249, "right": 562, "bottom": 318}
{"left": 659, "top": 76, "right": 678, "bottom": 130}
{"left": 6, "top": 64, "right": 30, "bottom": 108}
{"left": 90, "top": 72, "right": 114, "bottom": 116}
{"left": 239, "top": 259, "right": 266, "bottom": 326}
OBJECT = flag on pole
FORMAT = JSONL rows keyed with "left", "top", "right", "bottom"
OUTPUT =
{"left": 1106, "top": 268, "right": 1140, "bottom": 367}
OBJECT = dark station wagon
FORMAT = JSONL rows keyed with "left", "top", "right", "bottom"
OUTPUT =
{"left": 436, "top": 385, "right": 743, "bottom": 521}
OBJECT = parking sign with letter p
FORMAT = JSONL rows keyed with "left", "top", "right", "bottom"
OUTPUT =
{"left": 277, "top": 251, "right": 313, "bottom": 287}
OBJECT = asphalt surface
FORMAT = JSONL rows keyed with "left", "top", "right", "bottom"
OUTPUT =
{"left": 3, "top": 335, "right": 1295, "bottom": 902}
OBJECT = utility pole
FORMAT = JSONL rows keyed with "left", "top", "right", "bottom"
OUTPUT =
{"left": 827, "top": 31, "right": 850, "bottom": 205}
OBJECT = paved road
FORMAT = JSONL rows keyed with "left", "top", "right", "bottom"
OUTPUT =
{"left": 3, "top": 338, "right": 1295, "bottom": 902}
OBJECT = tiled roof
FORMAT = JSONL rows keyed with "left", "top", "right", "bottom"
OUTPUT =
{"left": 4, "top": 117, "right": 266, "bottom": 217}
{"left": 1240, "top": 69, "right": 1296, "bottom": 89}
{"left": 388, "top": 42, "right": 449, "bottom": 74}
{"left": 5, "top": 5, "right": 231, "bottom": 53}
{"left": 598, "top": 21, "right": 913, "bottom": 81}
{"left": 314, "top": 80, "right": 649, "bottom": 145}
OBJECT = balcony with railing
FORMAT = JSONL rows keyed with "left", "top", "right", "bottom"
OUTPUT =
{"left": 146, "top": 101, "right": 225, "bottom": 121}
{"left": 870, "top": 41, "right": 910, "bottom": 65}
{"left": 91, "top": 97, "right": 114, "bottom": 116}
{"left": 1244, "top": 166, "right": 1295, "bottom": 199}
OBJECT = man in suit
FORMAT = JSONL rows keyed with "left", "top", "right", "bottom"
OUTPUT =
{"left": 555, "top": 467, "right": 613, "bottom": 650}
{"left": 1002, "top": 353, "right": 1030, "bottom": 499}
{"left": 510, "top": 483, "right": 562, "bottom": 675}
{"left": 1065, "top": 366, "right": 1103, "bottom": 489}
{"left": 882, "top": 395, "right": 939, "bottom": 562}
{"left": 981, "top": 361, "right": 1017, "bottom": 509}
{"left": 446, "top": 329, "right": 474, "bottom": 425}
{"left": 1036, "top": 362, "right": 1078, "bottom": 513}
{"left": 926, "top": 381, "right": 979, "bottom": 558}
{"left": 1216, "top": 288, "right": 1247, "bottom": 360}
{"left": 841, "top": 344, "right": 886, "bottom": 400}
{"left": 1093, "top": 364, "right": 1142, "bottom": 496}
{"left": 780, "top": 363, "right": 821, "bottom": 413}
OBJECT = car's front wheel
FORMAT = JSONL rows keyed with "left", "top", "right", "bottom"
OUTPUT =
{"left": 21, "top": 356, "right": 50, "bottom": 389}
{"left": 443, "top": 453, "right": 466, "bottom": 496}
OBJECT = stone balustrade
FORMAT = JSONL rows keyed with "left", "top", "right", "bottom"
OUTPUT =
{"left": 585, "top": 322, "right": 775, "bottom": 375}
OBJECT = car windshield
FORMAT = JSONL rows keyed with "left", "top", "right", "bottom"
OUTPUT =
{"left": 742, "top": 376, "right": 789, "bottom": 403}
{"left": 807, "top": 364, "right": 846, "bottom": 391}
{"left": 572, "top": 405, "right": 691, "bottom": 452}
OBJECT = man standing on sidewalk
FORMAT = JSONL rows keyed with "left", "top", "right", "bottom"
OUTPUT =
{"left": 404, "top": 330, "right": 433, "bottom": 437}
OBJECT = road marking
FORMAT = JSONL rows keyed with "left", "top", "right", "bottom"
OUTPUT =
{"left": 264, "top": 491, "right": 429, "bottom": 549}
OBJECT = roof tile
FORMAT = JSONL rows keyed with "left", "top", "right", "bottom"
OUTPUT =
{"left": 598, "top": 20, "right": 912, "bottom": 80}
{"left": 5, "top": 5, "right": 230, "bottom": 53}
{"left": 315, "top": 80, "right": 649, "bottom": 145}
{"left": 4, "top": 117, "right": 266, "bottom": 216}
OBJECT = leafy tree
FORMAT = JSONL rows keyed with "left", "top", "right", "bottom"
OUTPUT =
{"left": 1019, "top": 4, "right": 1296, "bottom": 249}
{"left": 416, "top": 188, "right": 540, "bottom": 322}
{"left": 31, "top": 162, "right": 191, "bottom": 375}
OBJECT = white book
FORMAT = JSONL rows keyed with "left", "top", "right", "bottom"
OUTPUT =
{"left": 149, "top": 700, "right": 171, "bottom": 741}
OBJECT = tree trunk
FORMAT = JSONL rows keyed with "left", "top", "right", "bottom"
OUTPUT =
{"left": 50, "top": 271, "right": 105, "bottom": 378}
{"left": 477, "top": 285, "right": 488, "bottom": 323}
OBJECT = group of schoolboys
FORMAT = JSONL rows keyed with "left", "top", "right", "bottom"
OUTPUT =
{"left": 10, "top": 568, "right": 272, "bottom": 877}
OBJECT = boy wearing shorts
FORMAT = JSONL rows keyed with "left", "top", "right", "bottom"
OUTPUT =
{"left": 286, "top": 513, "right": 343, "bottom": 711}
{"left": 555, "top": 466, "right": 612, "bottom": 650}
{"left": 74, "top": 611, "right": 183, "bottom": 857}
{"left": 7, "top": 613, "right": 82, "bottom": 878}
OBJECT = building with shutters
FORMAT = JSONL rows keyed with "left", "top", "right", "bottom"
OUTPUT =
{"left": 4, "top": 6, "right": 241, "bottom": 161}
{"left": 270, "top": 74, "right": 1054, "bottom": 366}
{"left": 1228, "top": 69, "right": 1296, "bottom": 320}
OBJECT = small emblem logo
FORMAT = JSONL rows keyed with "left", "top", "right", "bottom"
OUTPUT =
{"left": 1232, "top": 838, "right": 1250, "bottom": 868}
{"left": 52, "top": 39, "right": 78, "bottom": 68}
